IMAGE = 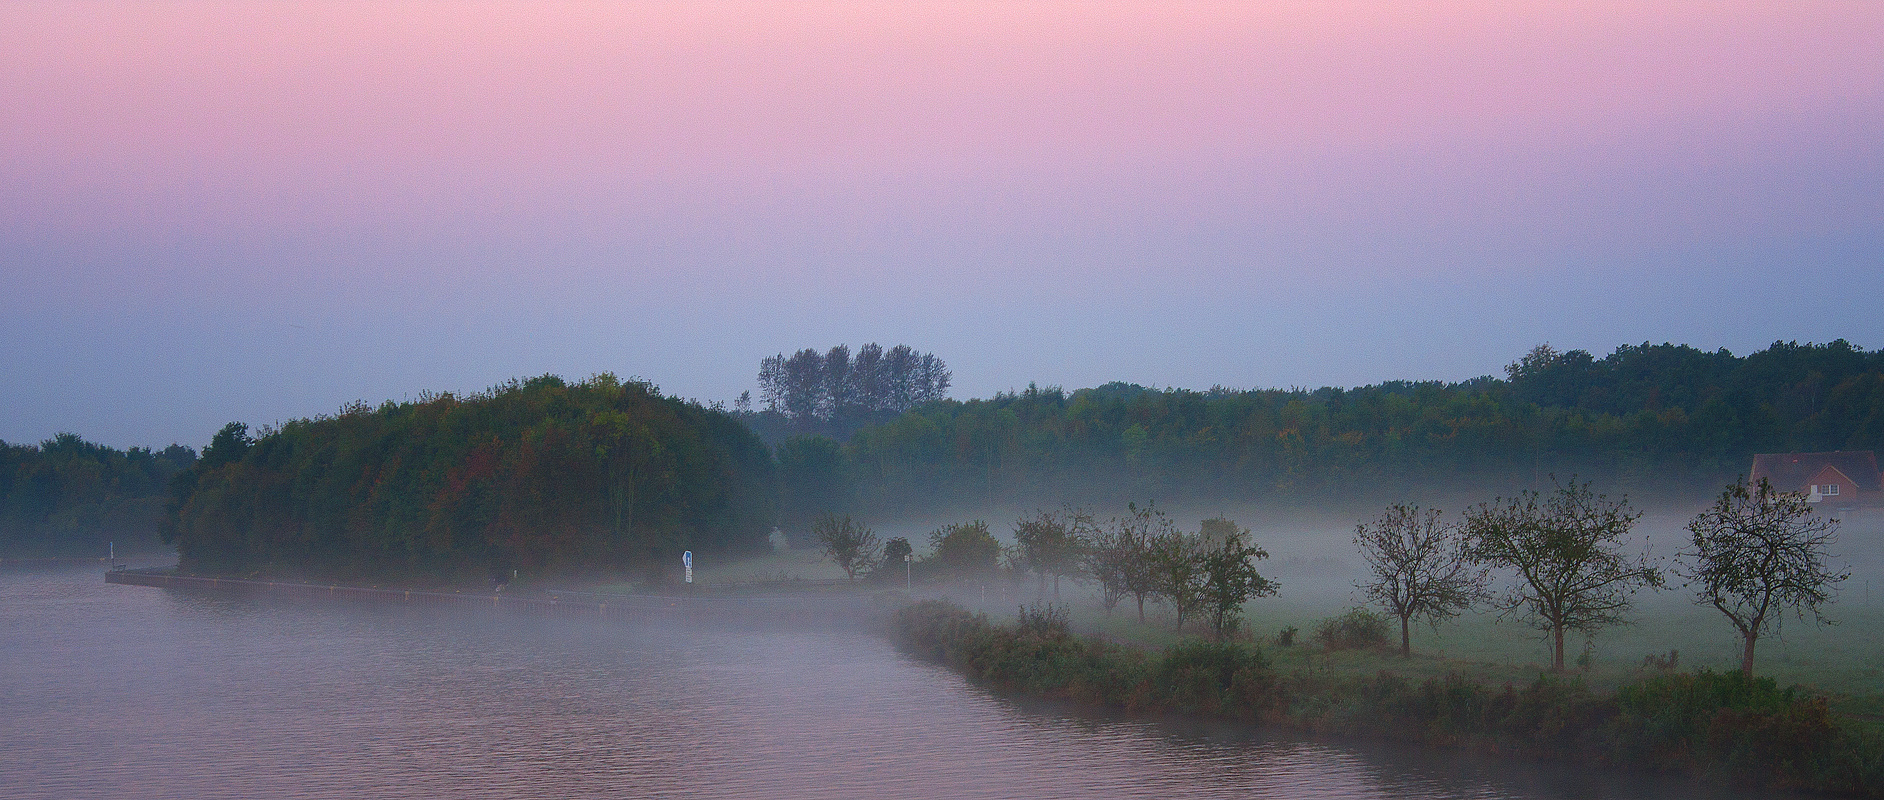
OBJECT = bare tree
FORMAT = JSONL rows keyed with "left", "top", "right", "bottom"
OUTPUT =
{"left": 1355, "top": 504, "right": 1487, "bottom": 657}
{"left": 814, "top": 513, "right": 881, "bottom": 581}
{"left": 1681, "top": 477, "right": 1849, "bottom": 678}
{"left": 1463, "top": 479, "right": 1663, "bottom": 672}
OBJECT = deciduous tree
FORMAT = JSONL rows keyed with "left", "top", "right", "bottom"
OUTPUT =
{"left": 1152, "top": 525, "right": 1207, "bottom": 631}
{"left": 1464, "top": 479, "right": 1663, "bottom": 672}
{"left": 1013, "top": 506, "right": 1094, "bottom": 598}
{"left": 1681, "top": 477, "right": 1848, "bottom": 678}
{"left": 928, "top": 520, "right": 1000, "bottom": 577}
{"left": 814, "top": 513, "right": 880, "bottom": 581}
{"left": 1197, "top": 519, "right": 1276, "bottom": 640}
{"left": 1356, "top": 504, "right": 1488, "bottom": 657}
{"left": 1105, "top": 502, "right": 1166, "bottom": 622}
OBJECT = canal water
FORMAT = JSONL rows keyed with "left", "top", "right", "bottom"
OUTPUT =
{"left": 3, "top": 564, "right": 1767, "bottom": 800}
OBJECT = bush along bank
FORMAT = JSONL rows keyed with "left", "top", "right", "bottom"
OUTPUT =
{"left": 891, "top": 600, "right": 1884, "bottom": 796}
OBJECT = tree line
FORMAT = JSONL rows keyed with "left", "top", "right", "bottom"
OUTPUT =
{"left": 0, "top": 434, "right": 195, "bottom": 556}
{"left": 738, "top": 343, "right": 950, "bottom": 441}
{"left": 779, "top": 339, "right": 1884, "bottom": 520}
{"left": 813, "top": 503, "right": 1278, "bottom": 640}
{"left": 163, "top": 374, "right": 775, "bottom": 581}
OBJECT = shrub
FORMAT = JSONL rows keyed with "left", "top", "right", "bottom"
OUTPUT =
{"left": 1151, "top": 640, "right": 1276, "bottom": 718}
{"left": 1313, "top": 608, "right": 1390, "bottom": 651}
{"left": 1614, "top": 669, "right": 1854, "bottom": 786}
{"left": 1016, "top": 601, "right": 1071, "bottom": 640}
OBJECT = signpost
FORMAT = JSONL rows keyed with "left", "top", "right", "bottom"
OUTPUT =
{"left": 683, "top": 550, "right": 693, "bottom": 584}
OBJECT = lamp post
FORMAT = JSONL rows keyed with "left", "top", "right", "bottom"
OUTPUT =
{"left": 905, "top": 553, "right": 913, "bottom": 594}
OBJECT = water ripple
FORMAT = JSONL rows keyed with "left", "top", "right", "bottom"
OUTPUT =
{"left": 2, "top": 566, "right": 1766, "bottom": 800}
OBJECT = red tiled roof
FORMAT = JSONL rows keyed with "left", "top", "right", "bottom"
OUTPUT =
{"left": 1749, "top": 450, "right": 1881, "bottom": 492}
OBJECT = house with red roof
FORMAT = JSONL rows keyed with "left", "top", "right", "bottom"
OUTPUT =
{"left": 1748, "top": 450, "right": 1882, "bottom": 506}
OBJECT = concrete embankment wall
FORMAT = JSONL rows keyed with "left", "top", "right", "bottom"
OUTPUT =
{"left": 104, "top": 569, "right": 885, "bottom": 627}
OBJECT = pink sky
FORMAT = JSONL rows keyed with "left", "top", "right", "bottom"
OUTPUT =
{"left": 3, "top": 1, "right": 1881, "bottom": 447}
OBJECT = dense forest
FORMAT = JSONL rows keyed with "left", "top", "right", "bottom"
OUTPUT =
{"left": 0, "top": 434, "right": 195, "bottom": 556}
{"left": 785, "top": 340, "right": 1884, "bottom": 519}
{"left": 11, "top": 339, "right": 1883, "bottom": 566}
{"left": 162, "top": 375, "right": 775, "bottom": 580}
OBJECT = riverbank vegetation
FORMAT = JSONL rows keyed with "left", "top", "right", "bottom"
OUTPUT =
{"left": 162, "top": 374, "right": 774, "bottom": 581}
{"left": 892, "top": 599, "right": 1884, "bottom": 795}
{"left": 0, "top": 434, "right": 195, "bottom": 556}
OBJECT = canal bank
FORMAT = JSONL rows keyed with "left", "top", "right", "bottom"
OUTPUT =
{"left": 891, "top": 600, "right": 1884, "bottom": 797}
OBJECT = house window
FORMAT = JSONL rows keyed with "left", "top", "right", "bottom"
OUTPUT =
{"left": 1822, "top": 483, "right": 1840, "bottom": 496}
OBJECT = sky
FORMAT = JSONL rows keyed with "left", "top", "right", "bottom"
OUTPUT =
{"left": 3, "top": 1, "right": 1882, "bottom": 450}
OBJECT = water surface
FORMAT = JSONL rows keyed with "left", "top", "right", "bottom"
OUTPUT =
{"left": 2, "top": 565, "right": 1769, "bottom": 799}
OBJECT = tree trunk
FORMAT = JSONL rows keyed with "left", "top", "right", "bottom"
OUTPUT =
{"left": 1552, "top": 625, "right": 1566, "bottom": 672}
{"left": 1136, "top": 595, "right": 1145, "bottom": 622}
{"left": 1741, "top": 632, "right": 1759, "bottom": 678}
{"left": 1400, "top": 614, "right": 1412, "bottom": 658}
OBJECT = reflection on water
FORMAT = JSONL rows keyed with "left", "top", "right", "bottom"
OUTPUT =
{"left": 3, "top": 565, "right": 1769, "bottom": 799}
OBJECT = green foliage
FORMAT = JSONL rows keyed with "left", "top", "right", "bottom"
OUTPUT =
{"left": 892, "top": 599, "right": 1882, "bottom": 794}
{"left": 164, "top": 374, "right": 774, "bottom": 580}
{"left": 1355, "top": 504, "right": 1486, "bottom": 656}
{"left": 1313, "top": 607, "right": 1392, "bottom": 651}
{"left": 815, "top": 341, "right": 1884, "bottom": 515}
{"left": 926, "top": 520, "right": 1000, "bottom": 576}
{"left": 1012, "top": 506, "right": 1093, "bottom": 596}
{"left": 1015, "top": 601, "right": 1071, "bottom": 640}
{"left": 0, "top": 434, "right": 195, "bottom": 556}
{"left": 1614, "top": 670, "right": 1882, "bottom": 792}
{"left": 813, "top": 513, "right": 879, "bottom": 581}
{"left": 775, "top": 435, "right": 849, "bottom": 544}
{"left": 890, "top": 599, "right": 1278, "bottom": 718}
{"left": 1196, "top": 519, "right": 1275, "bottom": 640}
{"left": 1681, "top": 477, "right": 1848, "bottom": 678}
{"left": 1464, "top": 479, "right": 1664, "bottom": 672}
{"left": 881, "top": 536, "right": 912, "bottom": 565}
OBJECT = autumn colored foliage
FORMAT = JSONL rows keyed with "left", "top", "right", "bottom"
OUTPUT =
{"left": 163, "top": 374, "right": 774, "bottom": 580}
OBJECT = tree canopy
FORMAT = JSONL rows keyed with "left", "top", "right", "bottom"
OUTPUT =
{"left": 163, "top": 374, "right": 775, "bottom": 581}
{"left": 0, "top": 434, "right": 195, "bottom": 556}
{"left": 1463, "top": 480, "right": 1664, "bottom": 672}
{"left": 801, "top": 340, "right": 1884, "bottom": 518}
{"left": 1681, "top": 477, "right": 1848, "bottom": 678}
